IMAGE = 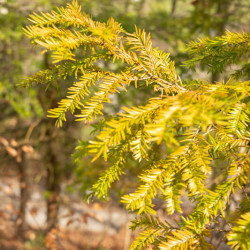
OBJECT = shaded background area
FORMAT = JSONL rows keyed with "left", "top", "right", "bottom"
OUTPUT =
{"left": 0, "top": 0, "right": 249, "bottom": 249}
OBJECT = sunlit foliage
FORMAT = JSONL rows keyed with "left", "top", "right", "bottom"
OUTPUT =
{"left": 23, "top": 1, "right": 249, "bottom": 249}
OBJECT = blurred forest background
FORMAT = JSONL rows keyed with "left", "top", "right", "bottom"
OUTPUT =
{"left": 0, "top": 0, "right": 249, "bottom": 249}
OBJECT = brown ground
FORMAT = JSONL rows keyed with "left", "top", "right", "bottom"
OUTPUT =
{"left": 0, "top": 225, "right": 134, "bottom": 250}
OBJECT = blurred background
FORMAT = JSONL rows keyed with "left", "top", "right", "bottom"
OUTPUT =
{"left": 0, "top": 0, "right": 249, "bottom": 249}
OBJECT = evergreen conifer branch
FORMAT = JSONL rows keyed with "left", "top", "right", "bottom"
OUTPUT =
{"left": 159, "top": 227, "right": 199, "bottom": 250}
{"left": 232, "top": 63, "right": 250, "bottom": 80}
{"left": 184, "top": 31, "right": 250, "bottom": 75}
{"left": 75, "top": 73, "right": 130, "bottom": 122}
{"left": 227, "top": 103, "right": 249, "bottom": 138}
{"left": 227, "top": 212, "right": 250, "bottom": 250}
{"left": 20, "top": 54, "right": 110, "bottom": 88}
{"left": 23, "top": 2, "right": 249, "bottom": 249}
{"left": 47, "top": 72, "right": 104, "bottom": 127}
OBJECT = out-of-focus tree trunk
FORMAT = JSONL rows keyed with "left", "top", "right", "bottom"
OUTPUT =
{"left": 43, "top": 52, "right": 61, "bottom": 232}
{"left": 137, "top": 0, "right": 146, "bottom": 19}
{"left": 211, "top": 0, "right": 229, "bottom": 83}
{"left": 17, "top": 151, "right": 28, "bottom": 237}
{"left": 124, "top": 0, "right": 131, "bottom": 12}
{"left": 171, "top": 0, "right": 177, "bottom": 16}
{"left": 46, "top": 131, "right": 60, "bottom": 232}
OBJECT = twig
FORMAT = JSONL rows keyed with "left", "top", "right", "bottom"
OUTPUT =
{"left": 24, "top": 119, "right": 42, "bottom": 142}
